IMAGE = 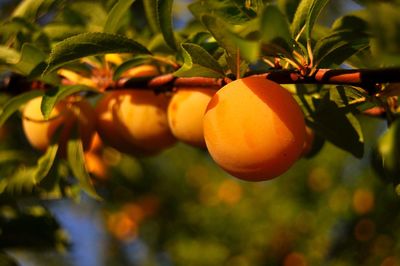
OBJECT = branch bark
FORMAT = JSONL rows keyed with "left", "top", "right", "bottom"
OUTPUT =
{"left": 117, "top": 68, "right": 400, "bottom": 95}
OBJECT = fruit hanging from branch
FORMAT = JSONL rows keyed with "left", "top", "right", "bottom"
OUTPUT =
{"left": 203, "top": 76, "right": 306, "bottom": 181}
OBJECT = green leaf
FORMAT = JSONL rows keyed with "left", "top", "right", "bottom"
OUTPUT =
{"left": 374, "top": 119, "right": 400, "bottom": 187}
{"left": 201, "top": 15, "right": 239, "bottom": 75}
{"left": 291, "top": 0, "right": 329, "bottom": 40}
{"left": 313, "top": 15, "right": 370, "bottom": 68}
{"left": 104, "top": 0, "right": 136, "bottom": 33}
{"left": 277, "top": 0, "right": 301, "bottom": 22}
{"left": 157, "top": 0, "right": 177, "bottom": 51}
{"left": 312, "top": 92, "right": 364, "bottom": 158}
{"left": 260, "top": 5, "right": 293, "bottom": 56}
{"left": 189, "top": 0, "right": 257, "bottom": 25}
{"left": 367, "top": 3, "right": 400, "bottom": 66}
{"left": 305, "top": 0, "right": 329, "bottom": 41}
{"left": 43, "top": 24, "right": 85, "bottom": 41}
{"left": 174, "top": 43, "right": 225, "bottom": 78}
{"left": 0, "top": 167, "right": 37, "bottom": 195}
{"left": 41, "top": 85, "right": 97, "bottom": 120}
{"left": 0, "top": 90, "right": 44, "bottom": 127}
{"left": 261, "top": 5, "right": 292, "bottom": 46}
{"left": 67, "top": 128, "right": 101, "bottom": 200}
{"left": 228, "top": 33, "right": 259, "bottom": 63}
{"left": 0, "top": 46, "right": 20, "bottom": 65}
{"left": 144, "top": 0, "right": 159, "bottom": 33}
{"left": 44, "top": 32, "right": 151, "bottom": 74}
{"left": 13, "top": 43, "right": 46, "bottom": 75}
{"left": 33, "top": 139, "right": 59, "bottom": 183}
{"left": 113, "top": 55, "right": 153, "bottom": 80}
{"left": 12, "top": 0, "right": 47, "bottom": 19}
{"left": 0, "top": 150, "right": 34, "bottom": 164}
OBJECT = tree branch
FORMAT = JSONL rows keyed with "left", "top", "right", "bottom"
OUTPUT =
{"left": 117, "top": 68, "right": 400, "bottom": 95}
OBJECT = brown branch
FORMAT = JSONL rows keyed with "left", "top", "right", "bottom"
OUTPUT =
{"left": 115, "top": 68, "right": 400, "bottom": 95}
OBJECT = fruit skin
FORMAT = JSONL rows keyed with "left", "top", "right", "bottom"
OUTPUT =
{"left": 203, "top": 76, "right": 306, "bottom": 181}
{"left": 22, "top": 96, "right": 96, "bottom": 152}
{"left": 167, "top": 88, "right": 215, "bottom": 148}
{"left": 95, "top": 90, "right": 176, "bottom": 155}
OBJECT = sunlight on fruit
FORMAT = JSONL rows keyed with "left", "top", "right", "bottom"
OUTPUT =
{"left": 352, "top": 188, "right": 375, "bottom": 215}
{"left": 203, "top": 76, "right": 306, "bottom": 181}
{"left": 105, "top": 53, "right": 123, "bottom": 65}
{"left": 58, "top": 69, "right": 96, "bottom": 88}
{"left": 120, "top": 64, "right": 159, "bottom": 78}
{"left": 22, "top": 96, "right": 96, "bottom": 152}
{"left": 96, "top": 90, "right": 176, "bottom": 155}
{"left": 168, "top": 88, "right": 215, "bottom": 148}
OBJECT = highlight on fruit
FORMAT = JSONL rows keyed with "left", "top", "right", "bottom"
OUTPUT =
{"left": 203, "top": 76, "right": 306, "bottom": 181}
{"left": 167, "top": 88, "right": 216, "bottom": 148}
{"left": 95, "top": 89, "right": 176, "bottom": 155}
{"left": 22, "top": 96, "right": 96, "bottom": 153}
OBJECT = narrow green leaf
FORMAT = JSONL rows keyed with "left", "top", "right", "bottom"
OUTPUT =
{"left": 189, "top": 0, "right": 256, "bottom": 24}
{"left": 0, "top": 151, "right": 34, "bottom": 164}
{"left": 260, "top": 5, "right": 293, "bottom": 56}
{"left": 174, "top": 43, "right": 225, "bottom": 78}
{"left": 14, "top": 43, "right": 46, "bottom": 75}
{"left": 277, "top": 0, "right": 301, "bottom": 22}
{"left": 375, "top": 119, "right": 400, "bottom": 186}
{"left": 306, "top": 0, "right": 330, "bottom": 41}
{"left": 43, "top": 24, "right": 85, "bottom": 41}
{"left": 157, "top": 0, "right": 177, "bottom": 51}
{"left": 0, "top": 46, "right": 20, "bottom": 65}
{"left": 41, "top": 85, "right": 97, "bottom": 119}
{"left": 228, "top": 34, "right": 259, "bottom": 63}
{"left": 67, "top": 129, "right": 101, "bottom": 200}
{"left": 143, "top": 0, "right": 159, "bottom": 33}
{"left": 12, "top": 0, "right": 47, "bottom": 19}
{"left": 291, "top": 0, "right": 329, "bottom": 40}
{"left": 0, "top": 90, "right": 44, "bottom": 127}
{"left": 104, "top": 0, "right": 136, "bottom": 33}
{"left": 313, "top": 14, "right": 369, "bottom": 68}
{"left": 33, "top": 139, "right": 59, "bottom": 183}
{"left": 291, "top": 0, "right": 312, "bottom": 38}
{"left": 44, "top": 32, "right": 151, "bottom": 74}
{"left": 201, "top": 15, "right": 236, "bottom": 54}
{"left": 368, "top": 3, "right": 400, "bottom": 66}
{"left": 261, "top": 5, "right": 292, "bottom": 46}
{"left": 312, "top": 92, "right": 364, "bottom": 158}
{"left": 201, "top": 15, "right": 239, "bottom": 75}
{"left": 113, "top": 55, "right": 153, "bottom": 80}
{"left": 0, "top": 167, "right": 37, "bottom": 195}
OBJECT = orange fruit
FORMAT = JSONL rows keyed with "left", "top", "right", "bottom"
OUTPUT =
{"left": 167, "top": 88, "right": 215, "bottom": 148}
{"left": 203, "top": 76, "right": 306, "bottom": 181}
{"left": 22, "top": 96, "right": 96, "bottom": 153}
{"left": 95, "top": 90, "right": 176, "bottom": 155}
